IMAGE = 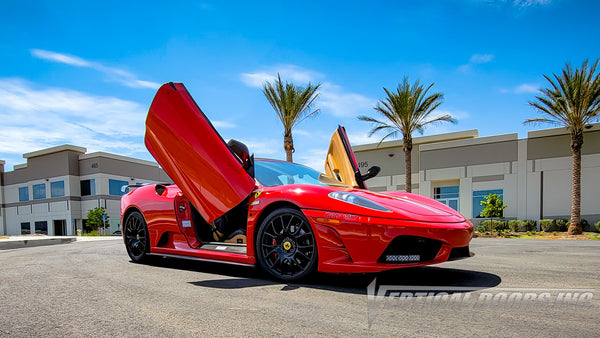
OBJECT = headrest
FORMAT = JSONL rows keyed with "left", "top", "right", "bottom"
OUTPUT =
{"left": 227, "top": 139, "right": 252, "bottom": 170}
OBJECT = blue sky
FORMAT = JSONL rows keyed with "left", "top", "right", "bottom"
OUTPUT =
{"left": 0, "top": 0, "right": 598, "bottom": 170}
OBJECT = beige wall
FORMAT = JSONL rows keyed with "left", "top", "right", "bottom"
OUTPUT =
{"left": 4, "top": 151, "right": 81, "bottom": 185}
{"left": 354, "top": 147, "right": 419, "bottom": 177}
{"left": 420, "top": 140, "right": 518, "bottom": 170}
{"left": 528, "top": 130, "right": 600, "bottom": 160}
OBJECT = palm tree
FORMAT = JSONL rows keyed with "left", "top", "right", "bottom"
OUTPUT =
{"left": 359, "top": 77, "right": 455, "bottom": 193}
{"left": 262, "top": 74, "right": 321, "bottom": 162}
{"left": 525, "top": 59, "right": 600, "bottom": 235}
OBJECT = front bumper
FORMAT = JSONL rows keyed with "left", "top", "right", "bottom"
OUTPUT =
{"left": 302, "top": 209, "right": 474, "bottom": 273}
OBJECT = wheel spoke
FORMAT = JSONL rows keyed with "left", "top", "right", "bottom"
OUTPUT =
{"left": 266, "top": 255, "right": 280, "bottom": 269}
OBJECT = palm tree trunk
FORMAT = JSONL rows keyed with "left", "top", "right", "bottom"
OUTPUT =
{"left": 568, "top": 130, "right": 583, "bottom": 235}
{"left": 403, "top": 136, "right": 413, "bottom": 193}
{"left": 284, "top": 132, "right": 294, "bottom": 163}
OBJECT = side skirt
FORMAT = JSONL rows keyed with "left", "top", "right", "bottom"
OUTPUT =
{"left": 148, "top": 253, "right": 255, "bottom": 267}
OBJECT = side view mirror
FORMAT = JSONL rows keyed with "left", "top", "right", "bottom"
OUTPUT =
{"left": 360, "top": 166, "right": 380, "bottom": 181}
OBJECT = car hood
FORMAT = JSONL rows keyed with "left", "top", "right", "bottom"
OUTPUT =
{"left": 269, "top": 184, "right": 466, "bottom": 223}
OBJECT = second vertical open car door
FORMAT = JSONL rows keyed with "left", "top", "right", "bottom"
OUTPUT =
{"left": 145, "top": 83, "right": 256, "bottom": 224}
{"left": 324, "top": 126, "right": 366, "bottom": 189}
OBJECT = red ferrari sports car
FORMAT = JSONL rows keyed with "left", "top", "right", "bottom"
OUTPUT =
{"left": 121, "top": 82, "right": 473, "bottom": 281}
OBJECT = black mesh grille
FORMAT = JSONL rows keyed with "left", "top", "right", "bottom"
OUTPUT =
{"left": 378, "top": 235, "right": 443, "bottom": 263}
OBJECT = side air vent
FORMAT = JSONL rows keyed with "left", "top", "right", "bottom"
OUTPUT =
{"left": 448, "top": 246, "right": 472, "bottom": 261}
{"left": 155, "top": 184, "right": 167, "bottom": 196}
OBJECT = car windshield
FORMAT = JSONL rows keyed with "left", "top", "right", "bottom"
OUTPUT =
{"left": 254, "top": 160, "right": 348, "bottom": 187}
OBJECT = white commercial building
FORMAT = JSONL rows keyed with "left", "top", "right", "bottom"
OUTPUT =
{"left": 353, "top": 124, "right": 600, "bottom": 226}
{"left": 0, "top": 145, "right": 169, "bottom": 236}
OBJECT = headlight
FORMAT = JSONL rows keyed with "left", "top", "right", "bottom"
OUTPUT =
{"left": 328, "top": 191, "right": 391, "bottom": 212}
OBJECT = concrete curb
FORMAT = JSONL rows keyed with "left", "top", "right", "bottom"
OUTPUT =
{"left": 0, "top": 236, "right": 121, "bottom": 250}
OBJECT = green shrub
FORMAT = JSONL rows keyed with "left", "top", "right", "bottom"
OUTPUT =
{"left": 581, "top": 219, "right": 590, "bottom": 232}
{"left": 554, "top": 219, "right": 569, "bottom": 232}
{"left": 540, "top": 219, "right": 555, "bottom": 232}
{"left": 508, "top": 220, "right": 525, "bottom": 232}
{"left": 595, "top": 221, "right": 600, "bottom": 232}
{"left": 481, "top": 220, "right": 508, "bottom": 231}
{"left": 523, "top": 220, "right": 537, "bottom": 232}
{"left": 476, "top": 226, "right": 486, "bottom": 232}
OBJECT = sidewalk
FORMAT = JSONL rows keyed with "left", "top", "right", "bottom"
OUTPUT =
{"left": 0, "top": 235, "right": 121, "bottom": 250}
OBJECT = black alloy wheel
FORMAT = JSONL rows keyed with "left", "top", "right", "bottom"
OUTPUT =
{"left": 256, "top": 207, "right": 318, "bottom": 281}
{"left": 124, "top": 211, "right": 150, "bottom": 262}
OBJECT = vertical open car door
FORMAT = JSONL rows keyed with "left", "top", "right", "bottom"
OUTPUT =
{"left": 324, "top": 126, "right": 365, "bottom": 189}
{"left": 145, "top": 82, "right": 255, "bottom": 223}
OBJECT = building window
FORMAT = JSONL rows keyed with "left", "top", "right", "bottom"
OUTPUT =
{"left": 21, "top": 222, "right": 31, "bottom": 235}
{"left": 473, "top": 189, "right": 504, "bottom": 218}
{"left": 51, "top": 181, "right": 65, "bottom": 198}
{"left": 33, "top": 183, "right": 46, "bottom": 200}
{"left": 81, "top": 179, "right": 96, "bottom": 196}
{"left": 434, "top": 186, "right": 459, "bottom": 211}
{"left": 35, "top": 221, "right": 48, "bottom": 235}
{"left": 19, "top": 187, "right": 29, "bottom": 202}
{"left": 109, "top": 179, "right": 129, "bottom": 196}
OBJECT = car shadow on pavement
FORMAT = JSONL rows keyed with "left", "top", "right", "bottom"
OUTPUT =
{"left": 142, "top": 256, "right": 501, "bottom": 295}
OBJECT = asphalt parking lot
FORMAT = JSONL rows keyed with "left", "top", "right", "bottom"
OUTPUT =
{"left": 0, "top": 238, "right": 598, "bottom": 337}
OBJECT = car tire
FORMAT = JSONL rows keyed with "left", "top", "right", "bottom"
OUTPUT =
{"left": 124, "top": 211, "right": 151, "bottom": 263}
{"left": 256, "top": 207, "right": 318, "bottom": 281}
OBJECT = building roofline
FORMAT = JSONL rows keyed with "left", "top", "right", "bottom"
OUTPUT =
{"left": 419, "top": 133, "right": 518, "bottom": 151}
{"left": 23, "top": 145, "right": 87, "bottom": 159}
{"left": 527, "top": 122, "right": 600, "bottom": 138}
{"left": 79, "top": 151, "right": 159, "bottom": 167}
{"left": 352, "top": 129, "right": 478, "bottom": 152}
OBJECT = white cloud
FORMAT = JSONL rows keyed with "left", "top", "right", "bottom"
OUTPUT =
{"left": 31, "top": 49, "right": 160, "bottom": 89}
{"left": 232, "top": 138, "right": 280, "bottom": 157}
{"left": 457, "top": 64, "right": 471, "bottom": 73}
{"left": 500, "top": 83, "right": 540, "bottom": 94}
{"left": 240, "top": 65, "right": 323, "bottom": 88}
{"left": 0, "top": 78, "right": 149, "bottom": 168}
{"left": 470, "top": 54, "right": 495, "bottom": 64}
{"left": 293, "top": 129, "right": 311, "bottom": 137}
{"left": 458, "top": 53, "right": 495, "bottom": 73}
{"left": 431, "top": 109, "right": 470, "bottom": 120}
{"left": 241, "top": 65, "right": 375, "bottom": 118}
{"left": 319, "top": 83, "right": 376, "bottom": 118}
{"left": 31, "top": 49, "right": 92, "bottom": 67}
{"left": 212, "top": 120, "right": 236, "bottom": 129}
{"left": 240, "top": 72, "right": 276, "bottom": 88}
{"left": 346, "top": 131, "right": 383, "bottom": 146}
{"left": 475, "top": 0, "right": 551, "bottom": 8}
{"left": 513, "top": 0, "right": 551, "bottom": 7}
{"left": 514, "top": 83, "right": 539, "bottom": 93}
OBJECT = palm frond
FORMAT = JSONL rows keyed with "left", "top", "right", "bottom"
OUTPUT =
{"left": 358, "top": 77, "right": 450, "bottom": 145}
{"left": 262, "top": 73, "right": 322, "bottom": 133}
{"left": 527, "top": 59, "right": 600, "bottom": 132}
